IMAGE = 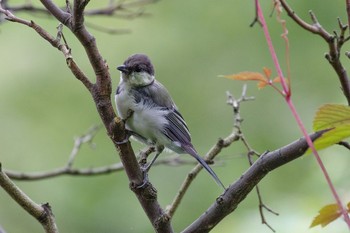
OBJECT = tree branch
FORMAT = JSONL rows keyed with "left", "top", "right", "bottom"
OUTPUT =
{"left": 166, "top": 133, "right": 239, "bottom": 218}
{"left": 0, "top": 5, "right": 93, "bottom": 91}
{"left": 2, "top": 2, "right": 339, "bottom": 232}
{"left": 182, "top": 130, "right": 326, "bottom": 233}
{"left": 279, "top": 0, "right": 350, "bottom": 105}
{"left": 1, "top": 2, "right": 173, "bottom": 231}
{"left": 72, "top": 0, "right": 89, "bottom": 30}
{"left": 39, "top": 0, "right": 71, "bottom": 26}
{"left": 166, "top": 86, "right": 254, "bottom": 218}
{"left": 0, "top": 164, "right": 59, "bottom": 233}
{"left": 1, "top": 0, "right": 156, "bottom": 18}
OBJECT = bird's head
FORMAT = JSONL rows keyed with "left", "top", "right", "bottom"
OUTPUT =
{"left": 117, "top": 54, "right": 155, "bottom": 87}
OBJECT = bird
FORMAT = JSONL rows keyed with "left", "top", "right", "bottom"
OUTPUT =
{"left": 115, "top": 54, "right": 225, "bottom": 189}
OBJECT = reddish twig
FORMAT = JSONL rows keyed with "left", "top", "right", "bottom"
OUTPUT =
{"left": 258, "top": 0, "right": 350, "bottom": 228}
{"left": 279, "top": 0, "right": 350, "bottom": 105}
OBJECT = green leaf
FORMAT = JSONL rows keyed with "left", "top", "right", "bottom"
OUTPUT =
{"left": 311, "top": 104, "right": 350, "bottom": 151}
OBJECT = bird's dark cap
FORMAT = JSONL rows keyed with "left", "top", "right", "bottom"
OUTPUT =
{"left": 117, "top": 54, "right": 155, "bottom": 76}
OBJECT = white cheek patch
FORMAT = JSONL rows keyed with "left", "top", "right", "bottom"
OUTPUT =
{"left": 130, "top": 72, "right": 155, "bottom": 86}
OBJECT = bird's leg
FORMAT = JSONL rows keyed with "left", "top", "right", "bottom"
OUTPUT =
{"left": 137, "top": 145, "right": 164, "bottom": 188}
{"left": 143, "top": 145, "right": 164, "bottom": 172}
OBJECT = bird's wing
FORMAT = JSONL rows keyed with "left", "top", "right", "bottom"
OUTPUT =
{"left": 163, "top": 108, "right": 191, "bottom": 144}
{"left": 132, "top": 80, "right": 174, "bottom": 108}
{"left": 131, "top": 80, "right": 192, "bottom": 145}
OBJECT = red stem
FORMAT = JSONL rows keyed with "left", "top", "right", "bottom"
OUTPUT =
{"left": 256, "top": 0, "right": 350, "bottom": 228}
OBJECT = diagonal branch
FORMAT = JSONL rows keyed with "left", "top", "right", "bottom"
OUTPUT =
{"left": 182, "top": 130, "right": 326, "bottom": 233}
{"left": 166, "top": 86, "right": 253, "bottom": 218}
{"left": 166, "top": 133, "right": 240, "bottom": 218}
{"left": 0, "top": 164, "right": 59, "bottom": 233}
{"left": 0, "top": 5, "right": 93, "bottom": 91}
{"left": 39, "top": 0, "right": 71, "bottom": 26}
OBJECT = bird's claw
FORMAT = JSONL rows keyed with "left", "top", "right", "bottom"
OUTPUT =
{"left": 115, "top": 129, "right": 132, "bottom": 145}
{"left": 136, "top": 166, "right": 150, "bottom": 189}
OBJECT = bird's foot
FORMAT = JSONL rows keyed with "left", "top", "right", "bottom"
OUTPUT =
{"left": 115, "top": 129, "right": 132, "bottom": 145}
{"left": 136, "top": 165, "right": 150, "bottom": 189}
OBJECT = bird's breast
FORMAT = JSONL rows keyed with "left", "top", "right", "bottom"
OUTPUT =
{"left": 115, "top": 86, "right": 171, "bottom": 146}
{"left": 115, "top": 88, "right": 135, "bottom": 119}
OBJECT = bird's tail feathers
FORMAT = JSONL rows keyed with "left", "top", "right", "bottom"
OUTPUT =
{"left": 182, "top": 145, "right": 225, "bottom": 190}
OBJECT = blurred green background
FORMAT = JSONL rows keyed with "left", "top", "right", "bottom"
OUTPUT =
{"left": 1, "top": 1, "right": 350, "bottom": 232}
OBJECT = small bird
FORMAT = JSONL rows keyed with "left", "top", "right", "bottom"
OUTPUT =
{"left": 115, "top": 54, "right": 225, "bottom": 189}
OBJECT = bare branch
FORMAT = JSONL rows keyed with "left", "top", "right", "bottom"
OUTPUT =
{"left": 5, "top": 154, "right": 197, "bottom": 181}
{"left": 1, "top": 4, "right": 171, "bottom": 230}
{"left": 72, "top": 0, "right": 89, "bottom": 30}
{"left": 3, "top": 123, "right": 198, "bottom": 181}
{"left": 182, "top": 130, "right": 326, "bottom": 233}
{"left": 39, "top": 0, "right": 71, "bottom": 26}
{"left": 1, "top": 0, "right": 156, "bottom": 18}
{"left": 227, "top": 86, "right": 278, "bottom": 232}
{"left": 67, "top": 125, "right": 100, "bottom": 168}
{"left": 0, "top": 5, "right": 93, "bottom": 91}
{"left": 166, "top": 86, "right": 252, "bottom": 218}
{"left": 0, "top": 164, "right": 59, "bottom": 233}
{"left": 257, "top": 186, "right": 279, "bottom": 232}
{"left": 279, "top": 0, "right": 350, "bottom": 105}
{"left": 278, "top": 0, "right": 333, "bottom": 40}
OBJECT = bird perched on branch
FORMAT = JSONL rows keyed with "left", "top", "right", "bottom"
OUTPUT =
{"left": 115, "top": 54, "right": 225, "bottom": 189}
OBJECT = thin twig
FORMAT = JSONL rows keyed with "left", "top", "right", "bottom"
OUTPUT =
{"left": 1, "top": 0, "right": 156, "bottom": 18}
{"left": 67, "top": 125, "right": 101, "bottom": 168}
{"left": 5, "top": 163, "right": 124, "bottom": 180}
{"left": 5, "top": 131, "right": 199, "bottom": 182}
{"left": 279, "top": 0, "right": 350, "bottom": 105}
{"left": 0, "top": 4, "right": 93, "bottom": 91}
{"left": 227, "top": 85, "right": 278, "bottom": 232}
{"left": 166, "top": 134, "right": 238, "bottom": 218}
{"left": 166, "top": 85, "right": 253, "bottom": 218}
{"left": 5, "top": 157, "right": 202, "bottom": 181}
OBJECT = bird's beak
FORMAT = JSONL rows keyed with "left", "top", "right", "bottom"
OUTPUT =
{"left": 117, "top": 65, "right": 129, "bottom": 73}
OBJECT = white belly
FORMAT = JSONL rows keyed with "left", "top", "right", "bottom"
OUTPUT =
{"left": 115, "top": 90, "right": 169, "bottom": 145}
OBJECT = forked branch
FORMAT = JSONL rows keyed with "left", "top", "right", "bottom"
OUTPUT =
{"left": 279, "top": 0, "right": 350, "bottom": 105}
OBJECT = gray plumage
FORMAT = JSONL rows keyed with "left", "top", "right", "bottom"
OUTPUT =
{"left": 115, "top": 54, "right": 225, "bottom": 189}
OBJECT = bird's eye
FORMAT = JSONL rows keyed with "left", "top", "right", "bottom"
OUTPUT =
{"left": 134, "top": 66, "right": 142, "bottom": 72}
